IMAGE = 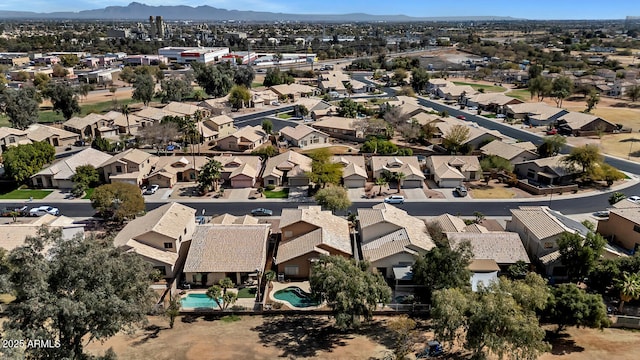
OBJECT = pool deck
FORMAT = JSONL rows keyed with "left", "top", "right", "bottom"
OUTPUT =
{"left": 268, "top": 281, "right": 325, "bottom": 310}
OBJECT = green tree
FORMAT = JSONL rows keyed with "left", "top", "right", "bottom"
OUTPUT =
{"left": 608, "top": 191, "right": 626, "bottom": 205}
{"left": 375, "top": 177, "right": 388, "bottom": 196}
{"left": 506, "top": 260, "right": 529, "bottom": 280}
{"left": 0, "top": 86, "right": 41, "bottom": 130}
{"left": 310, "top": 255, "right": 391, "bottom": 329}
{"left": 480, "top": 155, "right": 514, "bottom": 172}
{"left": 361, "top": 138, "right": 398, "bottom": 154}
{"left": 33, "top": 72, "right": 50, "bottom": 91}
{"left": 307, "top": 148, "right": 343, "bottom": 188}
{"left": 314, "top": 186, "right": 351, "bottom": 213}
{"left": 383, "top": 171, "right": 406, "bottom": 193}
{"left": 42, "top": 82, "right": 80, "bottom": 120}
{"left": 410, "top": 67, "right": 430, "bottom": 93}
{"left": 295, "top": 104, "right": 309, "bottom": 118}
{"left": 251, "top": 145, "right": 278, "bottom": 158}
{"left": 197, "top": 158, "right": 223, "bottom": 192}
{"left": 625, "top": 85, "right": 640, "bottom": 102}
{"left": 119, "top": 66, "right": 136, "bottom": 84}
{"left": 2, "top": 141, "right": 55, "bottom": 183}
{"left": 337, "top": 98, "right": 365, "bottom": 118}
{"left": 558, "top": 231, "right": 606, "bottom": 283}
{"left": 442, "top": 124, "right": 470, "bottom": 154}
{"left": 1, "top": 227, "right": 154, "bottom": 359}
{"left": 228, "top": 85, "right": 251, "bottom": 109}
{"left": 132, "top": 73, "right": 155, "bottom": 106}
{"left": 261, "top": 119, "right": 273, "bottom": 134}
{"left": 70, "top": 164, "right": 100, "bottom": 198}
{"left": 388, "top": 315, "right": 418, "bottom": 360}
{"left": 412, "top": 241, "right": 473, "bottom": 302}
{"left": 263, "top": 68, "right": 293, "bottom": 87}
{"left": 192, "top": 62, "right": 234, "bottom": 98}
{"left": 90, "top": 182, "right": 145, "bottom": 222}
{"left": 121, "top": 103, "right": 132, "bottom": 136}
{"left": 206, "top": 285, "right": 223, "bottom": 310}
{"left": 91, "top": 136, "right": 113, "bottom": 152}
{"left": 592, "top": 162, "right": 625, "bottom": 186}
{"left": 432, "top": 274, "right": 550, "bottom": 360}
{"left": 615, "top": 272, "right": 640, "bottom": 313}
{"left": 233, "top": 66, "right": 255, "bottom": 88}
{"left": 551, "top": 76, "right": 574, "bottom": 108}
{"left": 52, "top": 64, "right": 68, "bottom": 78}
{"left": 563, "top": 144, "right": 602, "bottom": 176}
{"left": 528, "top": 64, "right": 543, "bottom": 80}
{"left": 544, "top": 283, "right": 610, "bottom": 333}
{"left": 585, "top": 90, "right": 600, "bottom": 113}
{"left": 529, "top": 76, "right": 552, "bottom": 101}
{"left": 538, "top": 135, "right": 567, "bottom": 157}
{"left": 392, "top": 68, "right": 408, "bottom": 85}
{"left": 59, "top": 54, "right": 79, "bottom": 67}
{"left": 159, "top": 77, "right": 192, "bottom": 103}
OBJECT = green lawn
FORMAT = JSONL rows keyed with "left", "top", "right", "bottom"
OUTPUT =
{"left": 276, "top": 113, "right": 292, "bottom": 120}
{"left": 0, "top": 114, "right": 10, "bottom": 128}
{"left": 0, "top": 189, "right": 52, "bottom": 200}
{"left": 264, "top": 188, "right": 290, "bottom": 198}
{"left": 506, "top": 89, "right": 532, "bottom": 101}
{"left": 251, "top": 82, "right": 263, "bottom": 88}
{"left": 83, "top": 188, "right": 95, "bottom": 200}
{"left": 452, "top": 81, "right": 507, "bottom": 93}
{"left": 237, "top": 287, "right": 257, "bottom": 298}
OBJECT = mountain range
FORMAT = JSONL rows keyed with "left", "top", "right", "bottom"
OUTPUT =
{"left": 0, "top": 2, "right": 519, "bottom": 22}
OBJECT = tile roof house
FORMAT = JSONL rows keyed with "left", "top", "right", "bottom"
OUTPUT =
{"left": 216, "top": 125, "right": 268, "bottom": 152}
{"left": 513, "top": 156, "right": 578, "bottom": 185}
{"left": 100, "top": 148, "right": 159, "bottom": 186}
{"left": 432, "top": 119, "right": 503, "bottom": 150}
{"left": 113, "top": 202, "right": 197, "bottom": 280}
{"left": 446, "top": 232, "right": 530, "bottom": 268}
{"left": 134, "top": 106, "right": 171, "bottom": 123}
{"left": 280, "top": 124, "right": 330, "bottom": 148}
{"left": 262, "top": 151, "right": 313, "bottom": 187}
{"left": 276, "top": 205, "right": 352, "bottom": 279}
{"left": 432, "top": 213, "right": 468, "bottom": 233}
{"left": 213, "top": 154, "right": 263, "bottom": 188}
{"left": 505, "top": 103, "right": 568, "bottom": 126}
{"left": 426, "top": 156, "right": 481, "bottom": 188}
{"left": 332, "top": 155, "right": 367, "bottom": 188}
{"left": 480, "top": 140, "right": 539, "bottom": 165}
{"left": 102, "top": 110, "right": 150, "bottom": 135}
{"left": 269, "top": 83, "right": 318, "bottom": 100}
{"left": 465, "top": 92, "right": 524, "bottom": 112}
{"left": 63, "top": 113, "right": 118, "bottom": 139}
{"left": 436, "top": 84, "right": 477, "bottom": 100}
{"left": 556, "top": 112, "right": 617, "bottom": 135}
{"left": 32, "top": 148, "right": 112, "bottom": 189}
{"left": 197, "top": 114, "right": 236, "bottom": 141}
{"left": 211, "top": 213, "right": 260, "bottom": 225}
{"left": 145, "top": 156, "right": 209, "bottom": 188}
{"left": 311, "top": 116, "right": 365, "bottom": 141}
{"left": 25, "top": 124, "right": 80, "bottom": 147}
{"left": 161, "top": 101, "right": 210, "bottom": 117}
{"left": 183, "top": 224, "right": 271, "bottom": 286}
{"left": 0, "top": 127, "right": 31, "bottom": 154}
{"left": 0, "top": 215, "right": 84, "bottom": 252}
{"left": 358, "top": 203, "right": 435, "bottom": 279}
{"left": 370, "top": 156, "right": 425, "bottom": 188}
{"left": 597, "top": 208, "right": 640, "bottom": 252}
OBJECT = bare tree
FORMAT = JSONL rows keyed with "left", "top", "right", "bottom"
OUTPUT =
{"left": 140, "top": 122, "right": 179, "bottom": 155}
{"left": 443, "top": 125, "right": 470, "bottom": 154}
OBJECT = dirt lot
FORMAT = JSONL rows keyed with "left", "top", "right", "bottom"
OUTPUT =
{"left": 83, "top": 315, "right": 640, "bottom": 360}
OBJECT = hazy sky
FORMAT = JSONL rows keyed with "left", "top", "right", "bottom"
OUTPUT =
{"left": 0, "top": 0, "right": 637, "bottom": 20}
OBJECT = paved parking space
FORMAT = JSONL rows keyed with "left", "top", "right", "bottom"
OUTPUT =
{"left": 227, "top": 188, "right": 252, "bottom": 200}
{"left": 347, "top": 188, "right": 365, "bottom": 201}
{"left": 403, "top": 188, "right": 427, "bottom": 200}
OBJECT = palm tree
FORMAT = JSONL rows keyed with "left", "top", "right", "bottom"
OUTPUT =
{"left": 121, "top": 104, "right": 131, "bottom": 136}
{"left": 615, "top": 272, "right": 640, "bottom": 313}
{"left": 198, "top": 158, "right": 223, "bottom": 192}
{"left": 393, "top": 172, "right": 406, "bottom": 193}
{"left": 375, "top": 177, "right": 388, "bottom": 196}
{"left": 265, "top": 270, "right": 276, "bottom": 288}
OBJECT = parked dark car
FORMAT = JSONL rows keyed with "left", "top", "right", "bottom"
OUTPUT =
{"left": 251, "top": 208, "right": 273, "bottom": 216}
{"left": 1, "top": 205, "right": 28, "bottom": 217}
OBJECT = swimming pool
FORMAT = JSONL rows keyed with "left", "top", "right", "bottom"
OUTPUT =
{"left": 181, "top": 293, "right": 220, "bottom": 309}
{"left": 273, "top": 286, "right": 321, "bottom": 308}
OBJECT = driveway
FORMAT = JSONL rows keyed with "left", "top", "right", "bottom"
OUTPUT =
{"left": 403, "top": 188, "right": 427, "bottom": 200}
{"left": 288, "top": 186, "right": 311, "bottom": 202}
{"left": 347, "top": 188, "right": 365, "bottom": 201}
{"left": 227, "top": 188, "right": 252, "bottom": 200}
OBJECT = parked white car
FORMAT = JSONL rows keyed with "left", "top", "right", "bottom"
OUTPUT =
{"left": 384, "top": 195, "right": 405, "bottom": 204}
{"left": 29, "top": 206, "right": 60, "bottom": 217}
{"left": 144, "top": 185, "right": 160, "bottom": 195}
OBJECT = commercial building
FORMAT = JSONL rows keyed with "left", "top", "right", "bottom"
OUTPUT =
{"left": 158, "top": 47, "right": 230, "bottom": 64}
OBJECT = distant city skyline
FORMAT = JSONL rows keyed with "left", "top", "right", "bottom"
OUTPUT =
{"left": 0, "top": 0, "right": 636, "bottom": 20}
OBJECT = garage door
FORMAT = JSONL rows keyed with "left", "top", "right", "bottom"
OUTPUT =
{"left": 288, "top": 178, "right": 309, "bottom": 186}
{"left": 402, "top": 180, "right": 423, "bottom": 189}
{"left": 344, "top": 179, "right": 365, "bottom": 188}
{"left": 438, "top": 179, "right": 461, "bottom": 188}
{"left": 231, "top": 178, "right": 254, "bottom": 188}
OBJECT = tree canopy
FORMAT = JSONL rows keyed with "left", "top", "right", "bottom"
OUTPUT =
{"left": 2, "top": 141, "right": 55, "bottom": 183}
{"left": 263, "top": 68, "right": 293, "bottom": 87}
{"left": 563, "top": 144, "right": 602, "bottom": 176}
{"left": 558, "top": 231, "right": 606, "bottom": 283}
{"left": 306, "top": 148, "right": 343, "bottom": 188}
{"left": 42, "top": 82, "right": 81, "bottom": 120}
{"left": 132, "top": 73, "right": 155, "bottom": 106}
{"left": 197, "top": 158, "right": 223, "bottom": 192}
{"left": 537, "top": 135, "right": 567, "bottom": 157}
{"left": 337, "top": 98, "right": 366, "bottom": 118}
{"left": 314, "top": 186, "right": 351, "bottom": 213}
{"left": 1, "top": 227, "right": 154, "bottom": 359}
{"left": 159, "top": 77, "right": 193, "bottom": 104}
{"left": 90, "top": 182, "right": 145, "bottom": 222}
{"left": 551, "top": 76, "right": 573, "bottom": 108}
{"left": 233, "top": 66, "right": 255, "bottom": 88}
{"left": 480, "top": 155, "right": 514, "bottom": 172}
{"left": 442, "top": 124, "right": 470, "bottom": 154}
{"left": 410, "top": 67, "right": 430, "bottom": 93}
{"left": 0, "top": 86, "right": 41, "bottom": 130}
{"left": 228, "top": 85, "right": 251, "bottom": 109}
{"left": 192, "top": 62, "right": 234, "bottom": 98}
{"left": 543, "top": 283, "right": 609, "bottom": 333}
{"left": 310, "top": 255, "right": 391, "bottom": 329}
{"left": 70, "top": 164, "right": 100, "bottom": 198}
{"left": 431, "top": 273, "right": 550, "bottom": 360}
{"left": 412, "top": 241, "right": 473, "bottom": 302}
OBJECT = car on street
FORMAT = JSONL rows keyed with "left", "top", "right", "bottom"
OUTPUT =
{"left": 454, "top": 185, "right": 468, "bottom": 197}
{"left": 1, "top": 205, "right": 28, "bottom": 217}
{"left": 546, "top": 128, "right": 558, "bottom": 135}
{"left": 456, "top": 115, "right": 466, "bottom": 120}
{"left": 628, "top": 195, "right": 640, "bottom": 203}
{"left": 144, "top": 184, "right": 160, "bottom": 195}
{"left": 271, "top": 101, "right": 280, "bottom": 106}
{"left": 251, "top": 208, "right": 273, "bottom": 216}
{"left": 593, "top": 210, "right": 610, "bottom": 218}
{"left": 468, "top": 106, "right": 478, "bottom": 111}
{"left": 384, "top": 195, "right": 405, "bottom": 204}
{"left": 29, "top": 206, "right": 60, "bottom": 217}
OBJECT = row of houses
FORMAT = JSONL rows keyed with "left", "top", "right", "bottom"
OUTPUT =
{"left": 0, "top": 124, "right": 80, "bottom": 154}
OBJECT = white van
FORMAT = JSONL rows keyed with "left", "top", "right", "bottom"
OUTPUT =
{"left": 384, "top": 195, "right": 405, "bottom": 204}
